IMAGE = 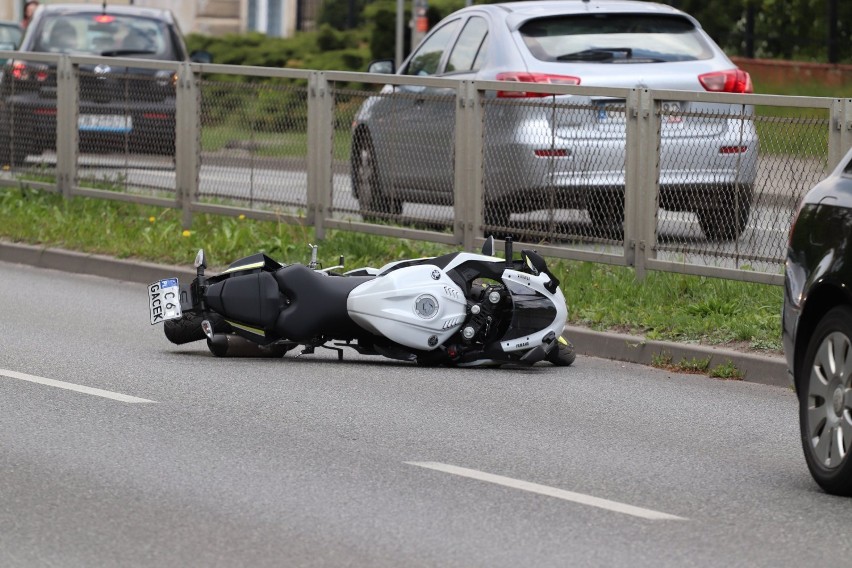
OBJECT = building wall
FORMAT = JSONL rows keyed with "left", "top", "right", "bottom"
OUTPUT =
{"left": 1, "top": 1, "right": 295, "bottom": 38}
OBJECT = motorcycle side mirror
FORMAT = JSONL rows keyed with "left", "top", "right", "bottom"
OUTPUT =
{"left": 481, "top": 235, "right": 496, "bottom": 256}
{"left": 194, "top": 249, "right": 207, "bottom": 269}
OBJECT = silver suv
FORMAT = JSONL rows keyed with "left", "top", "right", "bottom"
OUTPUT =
{"left": 351, "top": 0, "right": 758, "bottom": 240}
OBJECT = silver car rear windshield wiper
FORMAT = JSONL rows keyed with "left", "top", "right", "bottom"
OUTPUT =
{"left": 556, "top": 47, "right": 633, "bottom": 62}
{"left": 99, "top": 49, "right": 158, "bottom": 57}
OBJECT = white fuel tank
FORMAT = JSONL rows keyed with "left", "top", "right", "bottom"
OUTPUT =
{"left": 346, "top": 264, "right": 468, "bottom": 350}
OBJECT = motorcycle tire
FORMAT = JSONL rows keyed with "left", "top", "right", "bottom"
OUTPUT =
{"left": 164, "top": 312, "right": 228, "bottom": 345}
{"left": 547, "top": 334, "right": 576, "bottom": 367}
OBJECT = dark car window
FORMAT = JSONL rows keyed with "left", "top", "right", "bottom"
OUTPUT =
{"left": 845, "top": 156, "right": 852, "bottom": 176}
{"left": 446, "top": 17, "right": 488, "bottom": 74}
{"left": 34, "top": 13, "right": 177, "bottom": 60}
{"left": 0, "top": 23, "right": 22, "bottom": 47}
{"left": 403, "top": 18, "right": 461, "bottom": 76}
{"left": 519, "top": 14, "right": 714, "bottom": 63}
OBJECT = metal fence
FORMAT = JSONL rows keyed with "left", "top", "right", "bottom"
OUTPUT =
{"left": 2, "top": 51, "right": 851, "bottom": 285}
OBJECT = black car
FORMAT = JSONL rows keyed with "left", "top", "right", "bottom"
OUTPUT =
{"left": 783, "top": 147, "right": 852, "bottom": 495}
{"left": 0, "top": 3, "right": 209, "bottom": 166}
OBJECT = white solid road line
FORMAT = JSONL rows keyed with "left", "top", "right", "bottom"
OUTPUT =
{"left": 0, "top": 368, "right": 157, "bottom": 404}
{"left": 406, "top": 461, "right": 686, "bottom": 521}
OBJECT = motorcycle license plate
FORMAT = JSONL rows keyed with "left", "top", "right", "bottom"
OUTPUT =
{"left": 148, "top": 278, "right": 182, "bottom": 325}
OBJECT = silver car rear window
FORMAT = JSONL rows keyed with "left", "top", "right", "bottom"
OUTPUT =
{"left": 35, "top": 13, "right": 176, "bottom": 59}
{"left": 519, "top": 14, "right": 714, "bottom": 63}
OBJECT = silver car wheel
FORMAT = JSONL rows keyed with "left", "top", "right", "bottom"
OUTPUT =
{"left": 806, "top": 330, "right": 852, "bottom": 469}
{"left": 357, "top": 146, "right": 376, "bottom": 205}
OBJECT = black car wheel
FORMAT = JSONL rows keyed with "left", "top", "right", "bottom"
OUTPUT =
{"left": 353, "top": 139, "right": 401, "bottom": 221}
{"left": 799, "top": 305, "right": 852, "bottom": 495}
{"left": 696, "top": 185, "right": 752, "bottom": 241}
{"left": 483, "top": 199, "right": 511, "bottom": 232}
{"left": 587, "top": 188, "right": 625, "bottom": 238}
{"left": 0, "top": 114, "right": 29, "bottom": 168}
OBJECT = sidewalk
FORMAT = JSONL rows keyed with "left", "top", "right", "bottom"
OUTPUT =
{"left": 0, "top": 240, "right": 788, "bottom": 388}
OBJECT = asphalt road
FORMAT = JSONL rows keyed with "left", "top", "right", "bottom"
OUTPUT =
{"left": 1, "top": 261, "right": 848, "bottom": 567}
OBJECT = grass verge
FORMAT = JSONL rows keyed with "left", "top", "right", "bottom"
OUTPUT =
{"left": 0, "top": 187, "right": 783, "bottom": 354}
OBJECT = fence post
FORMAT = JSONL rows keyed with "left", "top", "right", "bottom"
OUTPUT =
{"left": 829, "top": 98, "right": 852, "bottom": 170}
{"left": 624, "top": 88, "right": 659, "bottom": 281}
{"left": 453, "top": 80, "right": 479, "bottom": 251}
{"left": 308, "top": 72, "right": 333, "bottom": 241}
{"left": 175, "top": 62, "right": 199, "bottom": 229}
{"left": 55, "top": 55, "right": 78, "bottom": 199}
{"left": 843, "top": 99, "right": 852, "bottom": 163}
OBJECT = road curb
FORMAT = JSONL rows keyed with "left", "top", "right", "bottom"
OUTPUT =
{"left": 0, "top": 240, "right": 788, "bottom": 388}
{"left": 564, "top": 326, "right": 788, "bottom": 388}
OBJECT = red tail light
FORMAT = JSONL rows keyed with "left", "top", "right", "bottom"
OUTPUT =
{"left": 698, "top": 69, "right": 753, "bottom": 94}
{"left": 534, "top": 149, "right": 570, "bottom": 157}
{"left": 10, "top": 60, "right": 48, "bottom": 82}
{"left": 495, "top": 72, "right": 581, "bottom": 98}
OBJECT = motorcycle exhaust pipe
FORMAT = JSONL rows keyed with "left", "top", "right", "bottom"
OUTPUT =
{"left": 206, "top": 334, "right": 289, "bottom": 358}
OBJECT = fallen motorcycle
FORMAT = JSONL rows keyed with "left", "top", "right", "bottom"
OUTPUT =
{"left": 148, "top": 237, "right": 574, "bottom": 367}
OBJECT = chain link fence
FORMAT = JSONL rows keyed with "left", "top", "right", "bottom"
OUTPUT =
{"left": 1, "top": 53, "right": 850, "bottom": 285}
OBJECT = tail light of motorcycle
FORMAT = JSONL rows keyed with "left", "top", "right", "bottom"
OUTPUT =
{"left": 495, "top": 72, "right": 581, "bottom": 98}
{"left": 698, "top": 69, "right": 753, "bottom": 94}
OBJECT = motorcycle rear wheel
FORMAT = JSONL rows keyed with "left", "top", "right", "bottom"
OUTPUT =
{"left": 164, "top": 312, "right": 228, "bottom": 345}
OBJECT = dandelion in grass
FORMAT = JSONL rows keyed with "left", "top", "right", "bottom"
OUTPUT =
{"left": 182, "top": 230, "right": 191, "bottom": 237}
{"left": 238, "top": 214, "right": 246, "bottom": 220}
{"left": 149, "top": 216, "right": 156, "bottom": 223}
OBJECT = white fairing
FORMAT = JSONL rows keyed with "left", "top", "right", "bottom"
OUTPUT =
{"left": 347, "top": 264, "right": 468, "bottom": 350}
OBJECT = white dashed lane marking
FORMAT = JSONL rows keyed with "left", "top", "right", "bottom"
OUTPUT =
{"left": 406, "top": 461, "right": 686, "bottom": 521}
{"left": 0, "top": 368, "right": 157, "bottom": 403}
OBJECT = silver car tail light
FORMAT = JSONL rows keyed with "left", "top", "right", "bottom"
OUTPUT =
{"left": 698, "top": 69, "right": 754, "bottom": 93}
{"left": 495, "top": 72, "right": 581, "bottom": 98}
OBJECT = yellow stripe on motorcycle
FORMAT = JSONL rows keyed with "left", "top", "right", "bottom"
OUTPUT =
{"left": 226, "top": 320, "right": 265, "bottom": 336}
{"left": 220, "top": 261, "right": 266, "bottom": 275}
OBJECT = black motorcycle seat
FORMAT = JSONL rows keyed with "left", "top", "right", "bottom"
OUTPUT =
{"left": 273, "top": 264, "right": 373, "bottom": 341}
{"left": 205, "top": 271, "right": 283, "bottom": 330}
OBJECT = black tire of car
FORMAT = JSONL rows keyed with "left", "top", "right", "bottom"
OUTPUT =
{"left": 0, "top": 114, "right": 28, "bottom": 167}
{"left": 546, "top": 334, "right": 576, "bottom": 367}
{"left": 484, "top": 200, "right": 511, "bottom": 232}
{"left": 696, "top": 185, "right": 752, "bottom": 241}
{"left": 10, "top": 137, "right": 29, "bottom": 167}
{"left": 587, "top": 189, "right": 625, "bottom": 237}
{"left": 798, "top": 305, "right": 852, "bottom": 495}
{"left": 352, "top": 137, "right": 401, "bottom": 221}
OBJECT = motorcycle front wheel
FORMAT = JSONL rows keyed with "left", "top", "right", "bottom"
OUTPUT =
{"left": 547, "top": 334, "right": 576, "bottom": 367}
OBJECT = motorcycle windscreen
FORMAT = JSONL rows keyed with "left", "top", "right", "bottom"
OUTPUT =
{"left": 501, "top": 280, "right": 557, "bottom": 342}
